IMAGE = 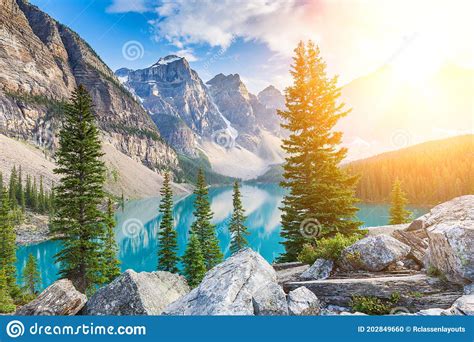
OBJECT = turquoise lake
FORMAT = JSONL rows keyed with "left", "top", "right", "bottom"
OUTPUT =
{"left": 16, "top": 183, "right": 429, "bottom": 290}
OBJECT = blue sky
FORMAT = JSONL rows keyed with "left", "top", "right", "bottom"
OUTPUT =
{"left": 30, "top": 0, "right": 285, "bottom": 93}
{"left": 30, "top": 0, "right": 473, "bottom": 94}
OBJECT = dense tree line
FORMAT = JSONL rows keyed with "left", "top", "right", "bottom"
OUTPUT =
{"left": 0, "top": 167, "right": 55, "bottom": 219}
{"left": 347, "top": 135, "right": 473, "bottom": 205}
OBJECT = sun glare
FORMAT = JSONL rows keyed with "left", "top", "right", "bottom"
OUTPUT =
{"left": 389, "top": 37, "right": 442, "bottom": 86}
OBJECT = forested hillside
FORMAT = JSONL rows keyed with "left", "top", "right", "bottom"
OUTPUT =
{"left": 347, "top": 135, "right": 473, "bottom": 205}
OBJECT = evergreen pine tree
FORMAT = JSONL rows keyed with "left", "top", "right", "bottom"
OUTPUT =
{"left": 157, "top": 172, "right": 179, "bottom": 272}
{"left": 0, "top": 269, "right": 15, "bottom": 313}
{"left": 22, "top": 253, "right": 41, "bottom": 295}
{"left": 8, "top": 166, "right": 17, "bottom": 210}
{"left": 182, "top": 233, "right": 206, "bottom": 287}
{"left": 100, "top": 198, "right": 121, "bottom": 284}
{"left": 278, "top": 41, "right": 361, "bottom": 262}
{"left": 190, "top": 169, "right": 223, "bottom": 270}
{"left": 0, "top": 189, "right": 18, "bottom": 295}
{"left": 38, "top": 176, "right": 45, "bottom": 214}
{"left": 389, "top": 179, "right": 412, "bottom": 224}
{"left": 229, "top": 181, "right": 249, "bottom": 254}
{"left": 31, "top": 177, "right": 38, "bottom": 211}
{"left": 52, "top": 85, "right": 107, "bottom": 293}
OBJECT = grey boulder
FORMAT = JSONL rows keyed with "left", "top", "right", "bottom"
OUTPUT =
{"left": 16, "top": 279, "right": 86, "bottom": 316}
{"left": 163, "top": 248, "right": 285, "bottom": 315}
{"left": 447, "top": 295, "right": 474, "bottom": 315}
{"left": 424, "top": 195, "right": 474, "bottom": 284}
{"left": 287, "top": 286, "right": 320, "bottom": 315}
{"left": 340, "top": 235, "right": 410, "bottom": 272}
{"left": 85, "top": 270, "right": 189, "bottom": 315}
{"left": 252, "top": 282, "right": 288, "bottom": 315}
{"left": 300, "top": 258, "right": 333, "bottom": 280}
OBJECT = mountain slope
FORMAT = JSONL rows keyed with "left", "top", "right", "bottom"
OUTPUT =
{"left": 0, "top": 0, "right": 180, "bottom": 196}
{"left": 346, "top": 134, "right": 473, "bottom": 205}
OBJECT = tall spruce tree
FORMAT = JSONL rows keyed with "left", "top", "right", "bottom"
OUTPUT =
{"left": 182, "top": 233, "right": 206, "bottom": 287}
{"left": 22, "top": 253, "right": 41, "bottom": 295}
{"left": 52, "top": 85, "right": 107, "bottom": 293}
{"left": 0, "top": 269, "right": 15, "bottom": 313}
{"left": 101, "top": 198, "right": 121, "bottom": 284}
{"left": 278, "top": 41, "right": 361, "bottom": 262}
{"left": 389, "top": 179, "right": 412, "bottom": 224}
{"left": 0, "top": 189, "right": 18, "bottom": 295}
{"left": 157, "top": 172, "right": 179, "bottom": 273}
{"left": 190, "top": 169, "right": 223, "bottom": 270}
{"left": 229, "top": 181, "right": 249, "bottom": 254}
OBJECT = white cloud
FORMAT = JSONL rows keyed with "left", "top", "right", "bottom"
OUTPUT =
{"left": 145, "top": 0, "right": 473, "bottom": 84}
{"left": 175, "top": 48, "right": 198, "bottom": 62}
{"left": 107, "top": 0, "right": 149, "bottom": 13}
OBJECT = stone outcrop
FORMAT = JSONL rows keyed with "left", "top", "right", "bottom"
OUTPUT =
{"left": 85, "top": 270, "right": 189, "bottom": 315}
{"left": 284, "top": 274, "right": 463, "bottom": 311}
{"left": 300, "top": 259, "right": 333, "bottom": 280}
{"left": 391, "top": 230, "right": 428, "bottom": 265}
{"left": 16, "top": 279, "right": 86, "bottom": 316}
{"left": 163, "top": 248, "right": 286, "bottom": 315}
{"left": 340, "top": 235, "right": 410, "bottom": 272}
{"left": 423, "top": 195, "right": 474, "bottom": 284}
{"left": 287, "top": 286, "right": 320, "bottom": 315}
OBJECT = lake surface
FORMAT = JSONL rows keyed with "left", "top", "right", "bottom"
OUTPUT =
{"left": 16, "top": 183, "right": 429, "bottom": 290}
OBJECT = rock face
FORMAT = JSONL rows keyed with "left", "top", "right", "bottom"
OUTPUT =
{"left": 163, "top": 248, "right": 285, "bottom": 315}
{"left": 287, "top": 287, "right": 320, "bottom": 315}
{"left": 423, "top": 195, "right": 474, "bottom": 284}
{"left": 0, "top": 0, "right": 178, "bottom": 178}
{"left": 16, "top": 279, "right": 86, "bottom": 316}
{"left": 85, "top": 270, "right": 189, "bottom": 315}
{"left": 300, "top": 259, "right": 333, "bottom": 280}
{"left": 340, "top": 235, "right": 411, "bottom": 272}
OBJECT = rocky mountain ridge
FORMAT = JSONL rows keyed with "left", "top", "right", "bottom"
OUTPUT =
{"left": 117, "top": 56, "right": 286, "bottom": 179}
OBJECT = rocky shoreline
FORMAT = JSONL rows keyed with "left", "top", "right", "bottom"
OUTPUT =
{"left": 13, "top": 195, "right": 473, "bottom": 316}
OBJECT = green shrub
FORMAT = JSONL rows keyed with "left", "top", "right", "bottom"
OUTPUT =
{"left": 297, "top": 233, "right": 362, "bottom": 264}
{"left": 350, "top": 292, "right": 401, "bottom": 315}
{"left": 350, "top": 296, "right": 391, "bottom": 315}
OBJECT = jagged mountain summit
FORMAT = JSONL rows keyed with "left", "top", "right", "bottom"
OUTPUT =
{"left": 117, "top": 57, "right": 285, "bottom": 179}
{"left": 0, "top": 0, "right": 183, "bottom": 197}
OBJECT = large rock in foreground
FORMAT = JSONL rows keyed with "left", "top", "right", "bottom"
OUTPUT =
{"left": 163, "top": 248, "right": 286, "bottom": 315}
{"left": 340, "top": 235, "right": 410, "bottom": 272}
{"left": 424, "top": 195, "right": 474, "bottom": 284}
{"left": 16, "top": 279, "right": 86, "bottom": 316}
{"left": 287, "top": 287, "right": 320, "bottom": 315}
{"left": 85, "top": 270, "right": 189, "bottom": 315}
